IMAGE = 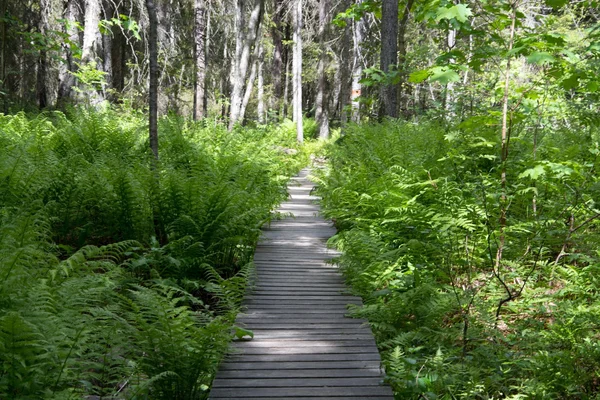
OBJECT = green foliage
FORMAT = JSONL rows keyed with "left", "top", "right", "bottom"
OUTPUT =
{"left": 0, "top": 107, "right": 305, "bottom": 398}
{"left": 317, "top": 118, "right": 600, "bottom": 399}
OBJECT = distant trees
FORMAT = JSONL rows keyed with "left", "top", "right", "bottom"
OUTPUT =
{"left": 2, "top": 0, "right": 598, "bottom": 136}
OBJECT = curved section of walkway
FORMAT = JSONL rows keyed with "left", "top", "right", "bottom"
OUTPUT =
{"left": 210, "top": 168, "right": 393, "bottom": 399}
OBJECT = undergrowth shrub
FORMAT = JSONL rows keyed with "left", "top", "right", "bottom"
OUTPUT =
{"left": 317, "top": 119, "right": 600, "bottom": 399}
{"left": 0, "top": 107, "right": 306, "bottom": 399}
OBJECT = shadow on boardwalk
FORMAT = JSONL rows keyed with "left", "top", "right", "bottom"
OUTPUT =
{"left": 210, "top": 168, "right": 394, "bottom": 399}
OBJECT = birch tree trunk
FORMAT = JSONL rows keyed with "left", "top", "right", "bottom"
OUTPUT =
{"left": 229, "top": 0, "right": 264, "bottom": 129}
{"left": 257, "top": 41, "right": 265, "bottom": 124}
{"left": 445, "top": 28, "right": 456, "bottom": 120}
{"left": 293, "top": 0, "right": 303, "bottom": 142}
{"left": 338, "top": 10, "right": 351, "bottom": 127}
{"left": 314, "top": 0, "right": 330, "bottom": 139}
{"left": 240, "top": 43, "right": 259, "bottom": 120}
{"left": 82, "top": 0, "right": 100, "bottom": 62}
{"left": 380, "top": 0, "right": 398, "bottom": 118}
{"left": 81, "top": 0, "right": 104, "bottom": 103}
{"left": 193, "top": 0, "right": 207, "bottom": 120}
{"left": 146, "top": 0, "right": 159, "bottom": 161}
{"left": 229, "top": 0, "right": 244, "bottom": 126}
{"left": 351, "top": 6, "right": 365, "bottom": 123}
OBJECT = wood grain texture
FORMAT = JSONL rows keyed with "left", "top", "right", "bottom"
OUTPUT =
{"left": 209, "top": 168, "right": 393, "bottom": 399}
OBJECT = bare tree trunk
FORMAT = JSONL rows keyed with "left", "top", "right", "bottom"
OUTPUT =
{"left": 283, "top": 57, "right": 290, "bottom": 119}
{"left": 293, "top": 0, "right": 303, "bottom": 142}
{"left": 257, "top": 40, "right": 265, "bottom": 123}
{"left": 0, "top": 0, "right": 6, "bottom": 112}
{"left": 240, "top": 43, "right": 259, "bottom": 120}
{"left": 193, "top": 0, "right": 207, "bottom": 120}
{"left": 271, "top": 0, "right": 284, "bottom": 118}
{"left": 315, "top": 0, "right": 330, "bottom": 139}
{"left": 494, "top": 2, "right": 518, "bottom": 325}
{"left": 380, "top": 0, "right": 398, "bottom": 118}
{"left": 229, "top": 0, "right": 264, "bottom": 129}
{"left": 58, "top": 0, "right": 81, "bottom": 102}
{"left": 146, "top": 0, "right": 159, "bottom": 161}
{"left": 110, "top": 13, "right": 126, "bottom": 97}
{"left": 397, "top": 0, "right": 414, "bottom": 116}
{"left": 351, "top": 9, "right": 364, "bottom": 123}
{"left": 81, "top": 0, "right": 104, "bottom": 103}
{"left": 229, "top": 0, "right": 244, "bottom": 123}
{"left": 82, "top": 0, "right": 100, "bottom": 62}
{"left": 37, "top": 0, "right": 61, "bottom": 108}
{"left": 339, "top": 12, "right": 351, "bottom": 127}
{"left": 445, "top": 28, "right": 456, "bottom": 120}
{"left": 204, "top": 5, "right": 211, "bottom": 114}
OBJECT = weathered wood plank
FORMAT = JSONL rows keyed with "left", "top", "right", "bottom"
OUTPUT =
{"left": 216, "top": 368, "right": 382, "bottom": 379}
{"left": 212, "top": 377, "right": 383, "bottom": 388}
{"left": 210, "top": 169, "right": 392, "bottom": 399}
{"left": 219, "top": 360, "right": 382, "bottom": 371}
{"left": 230, "top": 339, "right": 377, "bottom": 348}
{"left": 210, "top": 387, "right": 393, "bottom": 397}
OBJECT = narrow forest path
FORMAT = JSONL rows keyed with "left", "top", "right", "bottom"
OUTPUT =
{"left": 209, "top": 168, "right": 393, "bottom": 399}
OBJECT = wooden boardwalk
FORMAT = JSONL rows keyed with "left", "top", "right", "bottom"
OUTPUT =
{"left": 210, "top": 169, "right": 393, "bottom": 399}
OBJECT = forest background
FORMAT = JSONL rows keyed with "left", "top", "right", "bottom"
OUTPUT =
{"left": 2, "top": 0, "right": 600, "bottom": 398}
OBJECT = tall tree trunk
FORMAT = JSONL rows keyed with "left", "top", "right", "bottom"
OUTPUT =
{"left": 146, "top": 0, "right": 159, "bottom": 161}
{"left": 37, "top": 0, "right": 61, "bottom": 108}
{"left": 194, "top": 0, "right": 207, "bottom": 120}
{"left": 81, "top": 0, "right": 103, "bottom": 103}
{"left": 240, "top": 43, "right": 259, "bottom": 120}
{"left": 58, "top": 0, "right": 81, "bottom": 103}
{"left": 271, "top": 0, "right": 284, "bottom": 118}
{"left": 494, "top": 2, "right": 517, "bottom": 325}
{"left": 229, "top": 0, "right": 264, "bottom": 129}
{"left": 257, "top": 40, "right": 265, "bottom": 123}
{"left": 110, "top": 10, "right": 126, "bottom": 97}
{"left": 204, "top": 5, "right": 211, "bottom": 114}
{"left": 351, "top": 8, "right": 365, "bottom": 123}
{"left": 228, "top": 0, "right": 244, "bottom": 127}
{"left": 283, "top": 57, "right": 290, "bottom": 119}
{"left": 315, "top": 0, "right": 330, "bottom": 139}
{"left": 338, "top": 10, "right": 351, "bottom": 127}
{"left": 0, "top": 0, "right": 6, "bottom": 112}
{"left": 445, "top": 28, "right": 456, "bottom": 120}
{"left": 293, "top": 0, "right": 303, "bottom": 142}
{"left": 397, "top": 0, "right": 414, "bottom": 116}
{"left": 380, "top": 0, "right": 398, "bottom": 118}
{"left": 82, "top": 0, "right": 100, "bottom": 62}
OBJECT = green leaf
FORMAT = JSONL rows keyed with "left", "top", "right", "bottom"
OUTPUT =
{"left": 527, "top": 52, "right": 555, "bottom": 65}
{"left": 409, "top": 69, "right": 430, "bottom": 84}
{"left": 435, "top": 4, "right": 473, "bottom": 23}
{"left": 519, "top": 165, "right": 546, "bottom": 180}
{"left": 545, "top": 0, "right": 568, "bottom": 8}
{"left": 429, "top": 67, "right": 460, "bottom": 84}
{"left": 562, "top": 74, "right": 580, "bottom": 90}
{"left": 233, "top": 326, "right": 254, "bottom": 340}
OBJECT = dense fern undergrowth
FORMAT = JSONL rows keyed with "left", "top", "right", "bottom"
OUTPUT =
{"left": 0, "top": 107, "right": 307, "bottom": 399}
{"left": 317, "top": 120, "right": 600, "bottom": 399}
